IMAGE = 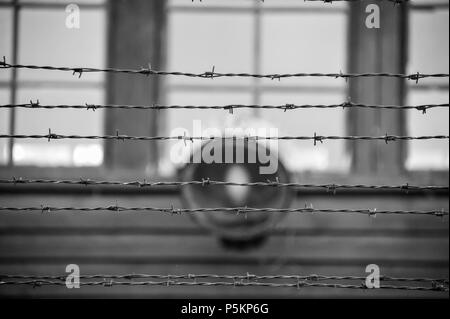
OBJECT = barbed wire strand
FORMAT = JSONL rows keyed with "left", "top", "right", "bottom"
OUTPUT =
{"left": 1, "top": 58, "right": 447, "bottom": 82}
{"left": 278, "top": 0, "right": 409, "bottom": 3}
{"left": 0, "top": 206, "right": 447, "bottom": 217}
{"left": 1, "top": 101, "right": 448, "bottom": 113}
{"left": 0, "top": 132, "right": 448, "bottom": 143}
{"left": 0, "top": 279, "right": 447, "bottom": 292}
{"left": 1, "top": 178, "right": 448, "bottom": 192}
{"left": 195, "top": 0, "right": 447, "bottom": 9}
{"left": 1, "top": 273, "right": 447, "bottom": 284}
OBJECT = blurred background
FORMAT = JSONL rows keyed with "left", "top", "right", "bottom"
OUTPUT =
{"left": 0, "top": 0, "right": 448, "bottom": 298}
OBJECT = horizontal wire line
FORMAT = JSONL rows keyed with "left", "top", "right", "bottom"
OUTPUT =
{"left": 1, "top": 60, "right": 447, "bottom": 82}
{"left": 1, "top": 102, "right": 448, "bottom": 112}
{"left": 1, "top": 273, "right": 447, "bottom": 284}
{"left": 304, "top": 0, "right": 409, "bottom": 2}
{"left": 1, "top": 178, "right": 448, "bottom": 192}
{"left": 0, "top": 279, "right": 447, "bottom": 291}
{"left": 0, "top": 133, "right": 448, "bottom": 142}
{"left": 0, "top": 206, "right": 447, "bottom": 217}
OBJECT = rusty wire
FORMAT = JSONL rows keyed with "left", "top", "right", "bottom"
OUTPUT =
{"left": 1, "top": 178, "right": 448, "bottom": 193}
{"left": 0, "top": 205, "right": 447, "bottom": 217}
{"left": 0, "top": 58, "right": 447, "bottom": 82}
{"left": 0, "top": 131, "right": 448, "bottom": 144}
{"left": 1, "top": 101, "right": 448, "bottom": 113}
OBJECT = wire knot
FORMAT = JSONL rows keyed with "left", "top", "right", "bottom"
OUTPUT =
{"left": 85, "top": 103, "right": 97, "bottom": 111}
{"left": 224, "top": 105, "right": 234, "bottom": 114}
{"left": 341, "top": 100, "right": 353, "bottom": 109}
{"left": 431, "top": 281, "right": 448, "bottom": 292}
{"left": 41, "top": 205, "right": 51, "bottom": 214}
{"left": 80, "top": 178, "right": 91, "bottom": 186}
{"left": 337, "top": 70, "right": 348, "bottom": 82}
{"left": 313, "top": 132, "right": 323, "bottom": 146}
{"left": 270, "top": 74, "right": 281, "bottom": 81}
{"left": 12, "top": 176, "right": 24, "bottom": 185}
{"left": 327, "top": 184, "right": 337, "bottom": 195}
{"left": 178, "top": 132, "right": 193, "bottom": 146}
{"left": 201, "top": 178, "right": 210, "bottom": 187}
{"left": 235, "top": 206, "right": 248, "bottom": 216}
{"left": 408, "top": 72, "right": 421, "bottom": 84}
{"left": 139, "top": 179, "right": 148, "bottom": 188}
{"left": 415, "top": 105, "right": 428, "bottom": 114}
{"left": 29, "top": 99, "right": 40, "bottom": 108}
{"left": 72, "top": 68, "right": 83, "bottom": 78}
{"left": 266, "top": 177, "right": 280, "bottom": 187}
{"left": 140, "top": 63, "right": 153, "bottom": 76}
{"left": 169, "top": 204, "right": 181, "bottom": 215}
{"left": 434, "top": 209, "right": 447, "bottom": 218}
{"left": 296, "top": 278, "right": 306, "bottom": 289}
{"left": 0, "top": 56, "right": 8, "bottom": 68}
{"left": 283, "top": 104, "right": 295, "bottom": 112}
{"left": 46, "top": 129, "right": 59, "bottom": 142}
{"left": 246, "top": 273, "right": 255, "bottom": 281}
{"left": 384, "top": 133, "right": 396, "bottom": 144}
{"left": 107, "top": 204, "right": 120, "bottom": 212}
{"left": 202, "top": 66, "right": 216, "bottom": 79}
{"left": 304, "top": 202, "right": 314, "bottom": 211}
{"left": 401, "top": 183, "right": 409, "bottom": 194}
{"left": 115, "top": 130, "right": 125, "bottom": 142}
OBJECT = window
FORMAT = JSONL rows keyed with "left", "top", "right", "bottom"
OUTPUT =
{"left": 0, "top": 0, "right": 106, "bottom": 167}
{"left": 162, "top": 0, "right": 350, "bottom": 176}
{"left": 406, "top": 0, "right": 449, "bottom": 171}
{"left": 0, "top": 0, "right": 447, "bottom": 180}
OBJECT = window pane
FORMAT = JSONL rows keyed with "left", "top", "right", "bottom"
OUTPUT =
{"left": 406, "top": 90, "right": 449, "bottom": 171}
{"left": 406, "top": 9, "right": 449, "bottom": 170}
{"left": 161, "top": 91, "right": 253, "bottom": 176}
{"left": 0, "top": 8, "right": 12, "bottom": 82}
{"left": 18, "top": 8, "right": 106, "bottom": 83}
{"left": 261, "top": 11, "right": 348, "bottom": 88}
{"left": 0, "top": 89, "right": 10, "bottom": 164}
{"left": 260, "top": 92, "right": 350, "bottom": 172}
{"left": 167, "top": 11, "right": 254, "bottom": 88}
{"left": 14, "top": 87, "right": 104, "bottom": 166}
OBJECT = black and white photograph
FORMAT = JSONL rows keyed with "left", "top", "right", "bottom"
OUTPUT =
{"left": 0, "top": 0, "right": 448, "bottom": 306}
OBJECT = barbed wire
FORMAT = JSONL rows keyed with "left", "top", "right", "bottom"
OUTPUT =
{"left": 1, "top": 178, "right": 448, "bottom": 193}
{"left": 1, "top": 273, "right": 447, "bottom": 284}
{"left": 0, "top": 279, "right": 447, "bottom": 292}
{"left": 1, "top": 58, "right": 447, "bottom": 82}
{"left": 0, "top": 205, "right": 447, "bottom": 217}
{"left": 0, "top": 131, "right": 448, "bottom": 144}
{"left": 193, "top": 0, "right": 410, "bottom": 3}
{"left": 304, "top": 0, "right": 407, "bottom": 2}
{"left": 2, "top": 101, "right": 448, "bottom": 113}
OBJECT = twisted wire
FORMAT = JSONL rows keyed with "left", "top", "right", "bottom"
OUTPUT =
{"left": 1, "top": 273, "right": 447, "bottom": 284}
{"left": 1, "top": 178, "right": 448, "bottom": 192}
{"left": 0, "top": 279, "right": 447, "bottom": 292}
{"left": 0, "top": 206, "right": 447, "bottom": 217}
{"left": 0, "top": 132, "right": 448, "bottom": 143}
{"left": 1, "top": 59, "right": 447, "bottom": 82}
{"left": 1, "top": 102, "right": 448, "bottom": 113}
